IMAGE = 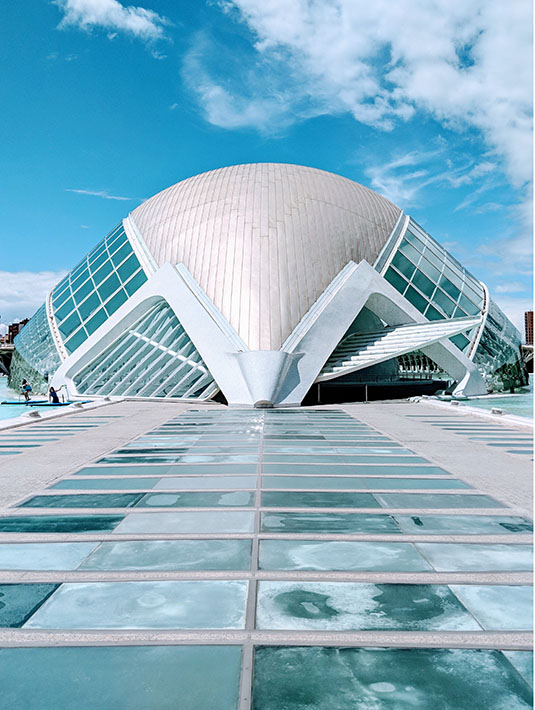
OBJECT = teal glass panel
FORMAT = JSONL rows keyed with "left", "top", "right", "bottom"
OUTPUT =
{"left": 55, "top": 298, "right": 74, "bottom": 322}
{"left": 72, "top": 278, "right": 94, "bottom": 303}
{"left": 58, "top": 311, "right": 81, "bottom": 338}
{"left": 111, "top": 243, "right": 131, "bottom": 267}
{"left": 434, "top": 289, "right": 456, "bottom": 316}
{"left": 124, "top": 270, "right": 147, "bottom": 296}
{"left": 392, "top": 252, "right": 416, "bottom": 278}
{"left": 98, "top": 272, "right": 121, "bottom": 301}
{"left": 52, "top": 287, "right": 70, "bottom": 309}
{"left": 92, "top": 259, "right": 113, "bottom": 286}
{"left": 418, "top": 255, "right": 441, "bottom": 282}
{"left": 64, "top": 328, "right": 88, "bottom": 354}
{"left": 89, "top": 251, "right": 107, "bottom": 272}
{"left": 399, "top": 239, "right": 421, "bottom": 264}
{"left": 71, "top": 269, "right": 90, "bottom": 293}
{"left": 105, "top": 289, "right": 128, "bottom": 315}
{"left": 459, "top": 294, "right": 481, "bottom": 316}
{"left": 384, "top": 267, "right": 408, "bottom": 293}
{"left": 85, "top": 308, "right": 107, "bottom": 335}
{"left": 439, "top": 275, "right": 461, "bottom": 300}
{"left": 405, "top": 286, "right": 427, "bottom": 312}
{"left": 425, "top": 304, "right": 444, "bottom": 320}
{"left": 450, "top": 333, "right": 470, "bottom": 351}
{"left": 77, "top": 292, "right": 101, "bottom": 320}
{"left": 117, "top": 254, "right": 139, "bottom": 281}
{"left": 0, "top": 646, "right": 243, "bottom": 710}
{"left": 403, "top": 230, "right": 424, "bottom": 249}
{"left": 412, "top": 269, "right": 435, "bottom": 297}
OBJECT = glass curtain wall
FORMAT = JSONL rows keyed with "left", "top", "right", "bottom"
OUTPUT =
{"left": 381, "top": 219, "right": 485, "bottom": 354}
{"left": 8, "top": 305, "right": 62, "bottom": 394}
{"left": 73, "top": 300, "right": 218, "bottom": 399}
{"left": 50, "top": 223, "right": 147, "bottom": 355}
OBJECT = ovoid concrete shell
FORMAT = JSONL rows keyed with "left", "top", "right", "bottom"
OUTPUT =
{"left": 131, "top": 163, "right": 401, "bottom": 350}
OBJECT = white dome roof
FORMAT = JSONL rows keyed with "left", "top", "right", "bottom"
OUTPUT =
{"left": 130, "top": 163, "right": 401, "bottom": 350}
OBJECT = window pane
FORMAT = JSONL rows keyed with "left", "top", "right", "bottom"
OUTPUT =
{"left": 85, "top": 308, "right": 107, "bottom": 335}
{"left": 450, "top": 333, "right": 470, "bottom": 351}
{"left": 124, "top": 270, "right": 147, "bottom": 296}
{"left": 423, "top": 248, "right": 442, "bottom": 269}
{"left": 405, "top": 286, "right": 427, "bottom": 313}
{"left": 55, "top": 298, "right": 74, "bottom": 322}
{"left": 399, "top": 240, "right": 421, "bottom": 264}
{"left": 384, "top": 267, "right": 408, "bottom": 293}
{"left": 77, "top": 292, "right": 101, "bottom": 320}
{"left": 403, "top": 230, "right": 424, "bottom": 250}
{"left": 418, "top": 256, "right": 441, "bottom": 283}
{"left": 71, "top": 269, "right": 90, "bottom": 293}
{"left": 425, "top": 305, "right": 444, "bottom": 321}
{"left": 110, "top": 242, "right": 131, "bottom": 267}
{"left": 72, "top": 277, "right": 94, "bottom": 304}
{"left": 58, "top": 310, "right": 81, "bottom": 338}
{"left": 98, "top": 272, "right": 121, "bottom": 301}
{"left": 117, "top": 254, "right": 139, "bottom": 282}
{"left": 459, "top": 294, "right": 480, "bottom": 316}
{"left": 64, "top": 327, "right": 87, "bottom": 354}
{"left": 105, "top": 289, "right": 128, "bottom": 316}
{"left": 439, "top": 275, "right": 461, "bottom": 300}
{"left": 411, "top": 270, "right": 435, "bottom": 297}
{"left": 433, "top": 289, "right": 456, "bottom": 316}
{"left": 392, "top": 251, "right": 416, "bottom": 278}
{"left": 89, "top": 251, "right": 108, "bottom": 273}
{"left": 92, "top": 259, "right": 113, "bottom": 285}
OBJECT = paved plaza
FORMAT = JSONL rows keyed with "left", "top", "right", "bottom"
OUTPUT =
{"left": 0, "top": 400, "right": 531, "bottom": 708}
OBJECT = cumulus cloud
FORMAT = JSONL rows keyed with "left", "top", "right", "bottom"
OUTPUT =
{"left": 193, "top": 0, "right": 531, "bottom": 190}
{"left": 0, "top": 271, "right": 67, "bottom": 327}
{"left": 54, "top": 0, "right": 169, "bottom": 41}
{"left": 65, "top": 188, "right": 134, "bottom": 201}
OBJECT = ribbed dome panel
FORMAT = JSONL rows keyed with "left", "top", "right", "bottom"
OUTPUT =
{"left": 131, "top": 163, "right": 401, "bottom": 350}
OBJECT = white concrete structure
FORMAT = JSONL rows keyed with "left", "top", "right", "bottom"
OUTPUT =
{"left": 10, "top": 164, "right": 526, "bottom": 406}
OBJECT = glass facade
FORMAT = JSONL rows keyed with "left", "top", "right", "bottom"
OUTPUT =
{"left": 50, "top": 223, "right": 147, "bottom": 355}
{"left": 8, "top": 305, "right": 62, "bottom": 394}
{"left": 473, "top": 300, "right": 526, "bottom": 390}
{"left": 73, "top": 300, "right": 218, "bottom": 399}
{"left": 381, "top": 219, "right": 485, "bottom": 354}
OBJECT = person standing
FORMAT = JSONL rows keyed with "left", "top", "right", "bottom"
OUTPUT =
{"left": 21, "top": 379, "right": 32, "bottom": 402}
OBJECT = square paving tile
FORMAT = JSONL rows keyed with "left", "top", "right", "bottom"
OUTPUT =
{"left": 0, "top": 645, "right": 242, "bottom": 709}
{"left": 450, "top": 585, "right": 533, "bottom": 630}
{"left": 0, "top": 543, "right": 98, "bottom": 570}
{"left": 261, "top": 512, "right": 402, "bottom": 533}
{"left": 19, "top": 494, "right": 144, "bottom": 509}
{"left": 114, "top": 511, "right": 255, "bottom": 534}
{"left": 25, "top": 580, "right": 249, "bottom": 629}
{"left": 416, "top": 543, "right": 533, "bottom": 571}
{"left": 259, "top": 540, "right": 431, "bottom": 571}
{"left": 81, "top": 539, "right": 252, "bottom": 571}
{"left": 255, "top": 582, "right": 481, "bottom": 630}
{"left": 395, "top": 515, "right": 533, "bottom": 535}
{"left": 137, "top": 491, "right": 254, "bottom": 507}
{"left": 0, "top": 584, "right": 59, "bottom": 627}
{"left": 261, "top": 491, "right": 380, "bottom": 508}
{"left": 0, "top": 515, "right": 123, "bottom": 533}
{"left": 252, "top": 647, "right": 533, "bottom": 710}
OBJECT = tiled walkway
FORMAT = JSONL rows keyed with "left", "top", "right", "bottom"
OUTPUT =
{"left": 0, "top": 407, "right": 532, "bottom": 708}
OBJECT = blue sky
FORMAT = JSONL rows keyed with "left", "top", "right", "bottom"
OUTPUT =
{"left": 1, "top": 0, "right": 532, "bottom": 333}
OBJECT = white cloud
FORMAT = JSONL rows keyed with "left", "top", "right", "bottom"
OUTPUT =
{"left": 54, "top": 0, "right": 169, "bottom": 41}
{"left": 494, "top": 295, "right": 533, "bottom": 335}
{"left": 495, "top": 282, "right": 528, "bottom": 294}
{"left": 65, "top": 188, "right": 134, "bottom": 201}
{"left": 0, "top": 271, "right": 67, "bottom": 325}
{"left": 197, "top": 0, "right": 532, "bottom": 189}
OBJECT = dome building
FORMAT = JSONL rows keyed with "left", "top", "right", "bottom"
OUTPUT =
{"left": 10, "top": 163, "right": 526, "bottom": 406}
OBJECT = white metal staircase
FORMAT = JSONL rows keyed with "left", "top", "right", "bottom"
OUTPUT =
{"left": 316, "top": 316, "right": 481, "bottom": 382}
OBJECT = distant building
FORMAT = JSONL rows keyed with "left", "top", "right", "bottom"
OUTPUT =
{"left": 8, "top": 319, "right": 28, "bottom": 344}
{"left": 525, "top": 311, "right": 533, "bottom": 345}
{"left": 9, "top": 163, "right": 528, "bottom": 402}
